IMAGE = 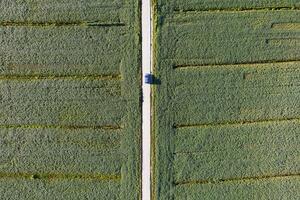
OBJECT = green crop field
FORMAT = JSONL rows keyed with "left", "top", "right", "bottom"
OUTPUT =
{"left": 153, "top": 0, "right": 300, "bottom": 199}
{"left": 2, "top": 0, "right": 300, "bottom": 199}
{"left": 0, "top": 0, "right": 141, "bottom": 199}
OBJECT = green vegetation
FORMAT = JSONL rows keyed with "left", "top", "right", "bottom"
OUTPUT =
{"left": 153, "top": 0, "right": 300, "bottom": 199}
{"left": 0, "top": 0, "right": 141, "bottom": 199}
